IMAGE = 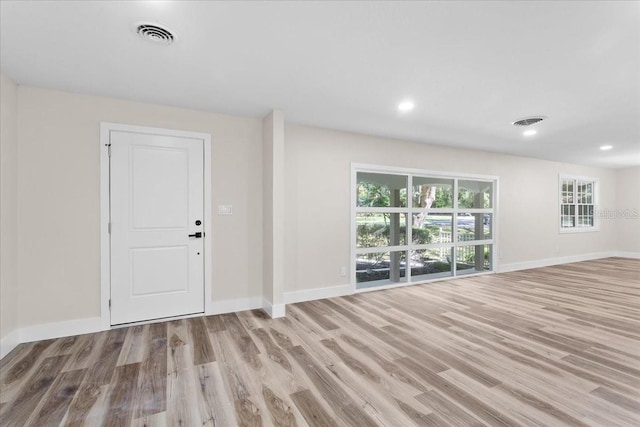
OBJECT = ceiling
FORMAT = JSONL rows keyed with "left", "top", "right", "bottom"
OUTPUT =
{"left": 1, "top": 1, "right": 639, "bottom": 168}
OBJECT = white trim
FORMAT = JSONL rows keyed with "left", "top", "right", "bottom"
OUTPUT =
{"left": 497, "top": 252, "right": 613, "bottom": 273}
{"left": 100, "top": 122, "right": 212, "bottom": 328}
{"left": 208, "top": 297, "right": 263, "bottom": 315}
{"left": 262, "top": 298, "right": 286, "bottom": 318}
{"left": 99, "top": 124, "right": 111, "bottom": 331}
{"left": 611, "top": 251, "right": 640, "bottom": 259}
{"left": 203, "top": 137, "right": 213, "bottom": 317}
{"left": 262, "top": 299, "right": 273, "bottom": 317}
{"left": 559, "top": 173, "right": 600, "bottom": 183}
{"left": 3, "top": 308, "right": 225, "bottom": 359}
{"left": 353, "top": 239, "right": 495, "bottom": 254}
{"left": 355, "top": 271, "right": 495, "bottom": 294}
{"left": 284, "top": 284, "right": 352, "bottom": 304}
{"left": 558, "top": 226, "right": 600, "bottom": 234}
{"left": 0, "top": 329, "right": 20, "bottom": 360}
{"left": 20, "top": 317, "right": 103, "bottom": 344}
{"left": 350, "top": 166, "right": 357, "bottom": 292}
{"left": 493, "top": 178, "right": 500, "bottom": 272}
{"left": 271, "top": 304, "right": 286, "bottom": 318}
{"left": 355, "top": 207, "right": 497, "bottom": 214}
{"left": 354, "top": 207, "right": 410, "bottom": 213}
{"left": 352, "top": 163, "right": 499, "bottom": 181}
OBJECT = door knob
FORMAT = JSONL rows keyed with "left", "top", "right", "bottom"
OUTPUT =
{"left": 188, "top": 232, "right": 203, "bottom": 238}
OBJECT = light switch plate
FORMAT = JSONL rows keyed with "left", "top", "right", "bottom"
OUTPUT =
{"left": 218, "top": 205, "right": 233, "bottom": 215}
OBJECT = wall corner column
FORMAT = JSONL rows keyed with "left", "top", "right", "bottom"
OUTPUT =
{"left": 0, "top": 73, "right": 20, "bottom": 358}
{"left": 262, "top": 109, "right": 286, "bottom": 318}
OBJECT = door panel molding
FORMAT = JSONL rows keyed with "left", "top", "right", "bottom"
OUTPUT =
{"left": 100, "top": 122, "right": 212, "bottom": 329}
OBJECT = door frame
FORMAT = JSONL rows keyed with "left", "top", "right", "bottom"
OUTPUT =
{"left": 100, "top": 122, "right": 212, "bottom": 329}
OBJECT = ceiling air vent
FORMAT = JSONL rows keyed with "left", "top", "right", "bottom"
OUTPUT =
{"left": 136, "top": 23, "right": 175, "bottom": 45}
{"left": 512, "top": 116, "right": 546, "bottom": 127}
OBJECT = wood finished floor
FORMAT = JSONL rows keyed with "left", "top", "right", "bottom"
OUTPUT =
{"left": 1, "top": 258, "right": 639, "bottom": 426}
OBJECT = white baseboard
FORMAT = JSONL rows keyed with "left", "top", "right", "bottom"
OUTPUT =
{"left": 3, "top": 251, "right": 636, "bottom": 360}
{"left": 0, "top": 329, "right": 20, "bottom": 360}
{"left": 20, "top": 316, "right": 104, "bottom": 344}
{"left": 1, "top": 297, "right": 263, "bottom": 361}
{"left": 284, "top": 284, "right": 352, "bottom": 304}
{"left": 498, "top": 251, "right": 614, "bottom": 273}
{"left": 262, "top": 298, "right": 286, "bottom": 318}
{"left": 611, "top": 251, "right": 640, "bottom": 259}
{"left": 1, "top": 316, "right": 104, "bottom": 360}
{"left": 207, "top": 296, "right": 263, "bottom": 315}
{"left": 271, "top": 304, "right": 286, "bottom": 318}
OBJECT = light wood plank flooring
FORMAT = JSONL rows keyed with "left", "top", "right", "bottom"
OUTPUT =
{"left": 1, "top": 257, "right": 639, "bottom": 426}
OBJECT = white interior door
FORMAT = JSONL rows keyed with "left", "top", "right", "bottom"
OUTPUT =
{"left": 110, "top": 130, "right": 204, "bottom": 325}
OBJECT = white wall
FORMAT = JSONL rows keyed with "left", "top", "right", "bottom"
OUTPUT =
{"left": 615, "top": 166, "right": 640, "bottom": 255}
{"left": 16, "top": 86, "right": 264, "bottom": 328}
{"left": 2, "top": 82, "right": 634, "bottom": 356}
{"left": 284, "top": 124, "right": 618, "bottom": 293}
{"left": 1, "top": 74, "right": 19, "bottom": 344}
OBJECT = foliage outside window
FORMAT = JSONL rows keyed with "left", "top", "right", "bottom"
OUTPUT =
{"left": 559, "top": 176, "right": 598, "bottom": 232}
{"left": 354, "top": 168, "right": 496, "bottom": 290}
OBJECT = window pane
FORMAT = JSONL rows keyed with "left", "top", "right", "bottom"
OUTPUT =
{"left": 561, "top": 179, "right": 574, "bottom": 203}
{"left": 458, "top": 180, "right": 492, "bottom": 208}
{"left": 357, "top": 173, "right": 407, "bottom": 207}
{"left": 412, "top": 213, "right": 452, "bottom": 245}
{"left": 577, "top": 181, "right": 593, "bottom": 204}
{"left": 577, "top": 205, "right": 594, "bottom": 227}
{"left": 356, "top": 213, "right": 407, "bottom": 248}
{"left": 561, "top": 204, "right": 575, "bottom": 228}
{"left": 457, "top": 213, "right": 492, "bottom": 241}
{"left": 456, "top": 244, "right": 492, "bottom": 275}
{"left": 412, "top": 177, "right": 453, "bottom": 208}
{"left": 410, "top": 248, "right": 453, "bottom": 280}
{"left": 356, "top": 251, "right": 407, "bottom": 288}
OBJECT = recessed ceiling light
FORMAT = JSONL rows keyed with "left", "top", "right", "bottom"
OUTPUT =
{"left": 523, "top": 129, "right": 537, "bottom": 136}
{"left": 398, "top": 100, "right": 414, "bottom": 112}
{"left": 600, "top": 145, "right": 613, "bottom": 151}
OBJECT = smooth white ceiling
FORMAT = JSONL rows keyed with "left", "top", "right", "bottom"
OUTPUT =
{"left": 1, "top": 1, "right": 639, "bottom": 168}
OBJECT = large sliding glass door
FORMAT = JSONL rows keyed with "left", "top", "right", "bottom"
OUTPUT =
{"left": 353, "top": 166, "right": 497, "bottom": 290}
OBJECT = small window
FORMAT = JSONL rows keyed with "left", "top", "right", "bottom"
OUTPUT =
{"left": 559, "top": 175, "right": 598, "bottom": 233}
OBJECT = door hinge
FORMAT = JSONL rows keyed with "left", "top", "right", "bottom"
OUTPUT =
{"left": 108, "top": 222, "right": 111, "bottom": 234}
{"left": 106, "top": 143, "right": 112, "bottom": 157}
{"left": 109, "top": 299, "right": 111, "bottom": 310}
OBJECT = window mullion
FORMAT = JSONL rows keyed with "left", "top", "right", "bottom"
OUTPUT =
{"left": 407, "top": 175, "right": 413, "bottom": 282}
{"left": 452, "top": 178, "right": 459, "bottom": 276}
{"left": 574, "top": 180, "right": 579, "bottom": 227}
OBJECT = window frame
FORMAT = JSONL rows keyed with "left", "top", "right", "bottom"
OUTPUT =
{"left": 351, "top": 163, "right": 499, "bottom": 293}
{"left": 558, "top": 174, "right": 599, "bottom": 234}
